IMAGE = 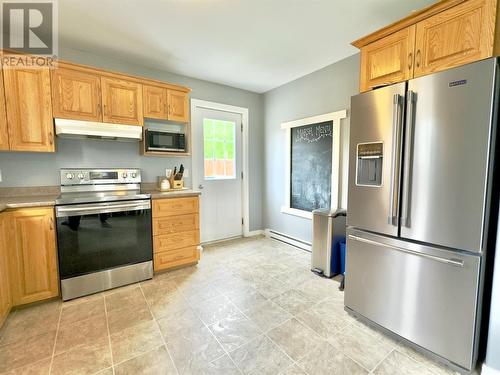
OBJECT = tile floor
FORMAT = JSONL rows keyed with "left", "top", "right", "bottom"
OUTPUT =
{"left": 0, "top": 236, "right": 460, "bottom": 375}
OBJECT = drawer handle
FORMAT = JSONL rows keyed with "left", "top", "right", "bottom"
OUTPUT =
{"left": 348, "top": 235, "right": 464, "bottom": 267}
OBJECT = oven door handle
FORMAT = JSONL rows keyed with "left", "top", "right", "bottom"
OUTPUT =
{"left": 56, "top": 200, "right": 151, "bottom": 217}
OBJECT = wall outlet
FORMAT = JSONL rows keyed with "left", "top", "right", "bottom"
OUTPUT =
{"left": 0, "top": 169, "right": 2, "bottom": 182}
{"left": 183, "top": 168, "right": 189, "bottom": 178}
{"left": 165, "top": 169, "right": 172, "bottom": 178}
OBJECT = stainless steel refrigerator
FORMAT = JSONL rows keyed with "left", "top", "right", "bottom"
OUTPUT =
{"left": 346, "top": 57, "right": 499, "bottom": 372}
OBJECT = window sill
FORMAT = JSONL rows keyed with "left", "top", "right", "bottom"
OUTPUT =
{"left": 280, "top": 206, "right": 312, "bottom": 220}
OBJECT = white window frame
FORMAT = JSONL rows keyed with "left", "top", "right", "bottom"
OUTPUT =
{"left": 280, "top": 110, "right": 347, "bottom": 220}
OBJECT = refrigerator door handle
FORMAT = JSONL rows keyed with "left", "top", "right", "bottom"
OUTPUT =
{"left": 348, "top": 234, "right": 465, "bottom": 267}
{"left": 401, "top": 91, "right": 416, "bottom": 228}
{"left": 388, "top": 94, "right": 403, "bottom": 225}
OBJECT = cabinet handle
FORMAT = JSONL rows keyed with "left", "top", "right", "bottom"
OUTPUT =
{"left": 168, "top": 104, "right": 171, "bottom": 115}
{"left": 49, "top": 132, "right": 54, "bottom": 145}
{"left": 415, "top": 50, "right": 421, "bottom": 68}
{"left": 103, "top": 104, "right": 107, "bottom": 115}
{"left": 408, "top": 52, "right": 413, "bottom": 71}
{"left": 49, "top": 217, "right": 54, "bottom": 231}
{"left": 97, "top": 103, "right": 102, "bottom": 115}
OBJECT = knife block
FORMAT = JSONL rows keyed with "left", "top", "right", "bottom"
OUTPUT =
{"left": 169, "top": 175, "right": 184, "bottom": 190}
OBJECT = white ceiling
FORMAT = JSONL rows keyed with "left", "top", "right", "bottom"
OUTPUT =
{"left": 58, "top": 0, "right": 436, "bottom": 93}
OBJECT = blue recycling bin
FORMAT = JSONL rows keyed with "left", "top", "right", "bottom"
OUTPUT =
{"left": 340, "top": 240, "right": 346, "bottom": 274}
{"left": 330, "top": 240, "right": 341, "bottom": 275}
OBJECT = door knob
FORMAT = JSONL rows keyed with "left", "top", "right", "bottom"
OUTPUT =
{"left": 198, "top": 184, "right": 204, "bottom": 189}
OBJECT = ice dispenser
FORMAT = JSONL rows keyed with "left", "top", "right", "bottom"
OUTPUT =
{"left": 356, "top": 142, "right": 383, "bottom": 186}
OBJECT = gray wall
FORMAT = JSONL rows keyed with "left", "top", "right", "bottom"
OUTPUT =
{"left": 262, "top": 54, "right": 360, "bottom": 243}
{"left": 0, "top": 47, "right": 264, "bottom": 231}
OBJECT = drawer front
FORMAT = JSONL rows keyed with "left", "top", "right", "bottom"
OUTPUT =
{"left": 153, "top": 213, "right": 199, "bottom": 235}
{"left": 154, "top": 230, "right": 199, "bottom": 253}
{"left": 154, "top": 246, "right": 199, "bottom": 271}
{"left": 153, "top": 197, "right": 199, "bottom": 217}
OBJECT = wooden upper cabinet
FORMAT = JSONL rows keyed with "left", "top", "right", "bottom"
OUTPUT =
{"left": 359, "top": 26, "right": 416, "bottom": 92}
{"left": 167, "top": 89, "right": 189, "bottom": 122}
{"left": 7, "top": 207, "right": 59, "bottom": 306}
{"left": 143, "top": 85, "right": 168, "bottom": 120}
{"left": 0, "top": 68, "right": 9, "bottom": 151}
{"left": 101, "top": 77, "right": 143, "bottom": 125}
{"left": 3, "top": 67, "right": 54, "bottom": 152}
{"left": 0, "top": 214, "right": 11, "bottom": 326}
{"left": 51, "top": 66, "right": 102, "bottom": 122}
{"left": 413, "top": 0, "right": 495, "bottom": 77}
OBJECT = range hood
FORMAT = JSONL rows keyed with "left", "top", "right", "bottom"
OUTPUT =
{"left": 55, "top": 119, "right": 142, "bottom": 142}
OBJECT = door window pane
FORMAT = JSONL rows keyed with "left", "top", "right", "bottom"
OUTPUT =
{"left": 203, "top": 118, "right": 236, "bottom": 179}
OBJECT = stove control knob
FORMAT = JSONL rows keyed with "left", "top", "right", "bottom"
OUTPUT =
{"left": 77, "top": 173, "right": 84, "bottom": 179}
{"left": 122, "top": 172, "right": 128, "bottom": 178}
{"left": 65, "top": 173, "right": 74, "bottom": 180}
{"left": 131, "top": 172, "right": 137, "bottom": 178}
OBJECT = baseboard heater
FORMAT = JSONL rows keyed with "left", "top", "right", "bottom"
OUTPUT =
{"left": 265, "top": 229, "right": 311, "bottom": 252}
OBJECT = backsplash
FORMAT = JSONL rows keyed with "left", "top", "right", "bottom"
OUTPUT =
{"left": 0, "top": 137, "right": 191, "bottom": 187}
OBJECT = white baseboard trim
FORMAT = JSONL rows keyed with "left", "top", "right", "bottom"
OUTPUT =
{"left": 482, "top": 364, "right": 500, "bottom": 375}
{"left": 244, "top": 230, "right": 264, "bottom": 237}
{"left": 264, "top": 228, "right": 311, "bottom": 252}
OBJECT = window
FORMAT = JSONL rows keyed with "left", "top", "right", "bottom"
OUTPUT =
{"left": 203, "top": 118, "right": 236, "bottom": 179}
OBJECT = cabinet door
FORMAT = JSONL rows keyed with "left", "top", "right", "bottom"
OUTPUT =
{"left": 101, "top": 77, "right": 143, "bottom": 125}
{"left": 51, "top": 67, "right": 102, "bottom": 121}
{"left": 167, "top": 89, "right": 189, "bottom": 122}
{"left": 3, "top": 67, "right": 54, "bottom": 152}
{"left": 143, "top": 85, "right": 167, "bottom": 120}
{"left": 359, "top": 26, "right": 416, "bottom": 92}
{"left": 8, "top": 208, "right": 59, "bottom": 305}
{"left": 0, "top": 68, "right": 9, "bottom": 150}
{"left": 0, "top": 214, "right": 11, "bottom": 327}
{"left": 414, "top": 0, "right": 495, "bottom": 77}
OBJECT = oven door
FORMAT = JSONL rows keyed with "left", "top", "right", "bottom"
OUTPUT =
{"left": 55, "top": 199, "right": 152, "bottom": 280}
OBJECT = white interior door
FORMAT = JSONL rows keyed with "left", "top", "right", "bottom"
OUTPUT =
{"left": 193, "top": 107, "right": 243, "bottom": 243}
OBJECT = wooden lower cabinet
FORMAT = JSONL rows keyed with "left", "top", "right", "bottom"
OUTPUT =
{"left": 152, "top": 197, "right": 200, "bottom": 272}
{"left": 154, "top": 247, "right": 200, "bottom": 271}
{"left": 7, "top": 207, "right": 59, "bottom": 306}
{"left": 0, "top": 213, "right": 11, "bottom": 327}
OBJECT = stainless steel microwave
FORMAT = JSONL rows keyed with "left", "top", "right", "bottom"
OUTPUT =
{"left": 145, "top": 129, "right": 186, "bottom": 152}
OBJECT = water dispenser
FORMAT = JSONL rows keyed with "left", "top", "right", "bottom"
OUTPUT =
{"left": 356, "top": 142, "right": 383, "bottom": 186}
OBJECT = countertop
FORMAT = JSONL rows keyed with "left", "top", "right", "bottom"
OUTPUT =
{"left": 0, "top": 195, "right": 59, "bottom": 211}
{"left": 0, "top": 187, "right": 60, "bottom": 213}
{"left": 143, "top": 188, "right": 201, "bottom": 199}
{"left": 0, "top": 185, "right": 200, "bottom": 213}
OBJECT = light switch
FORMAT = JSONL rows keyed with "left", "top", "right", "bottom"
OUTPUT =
{"left": 0, "top": 169, "right": 2, "bottom": 182}
{"left": 183, "top": 169, "right": 189, "bottom": 177}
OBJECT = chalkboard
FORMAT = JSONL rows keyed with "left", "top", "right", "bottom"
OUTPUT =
{"left": 290, "top": 120, "right": 332, "bottom": 212}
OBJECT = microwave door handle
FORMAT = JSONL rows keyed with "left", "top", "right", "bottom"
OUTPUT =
{"left": 401, "top": 91, "right": 416, "bottom": 228}
{"left": 388, "top": 94, "right": 403, "bottom": 226}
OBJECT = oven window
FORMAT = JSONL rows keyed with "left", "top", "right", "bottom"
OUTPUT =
{"left": 56, "top": 208, "right": 152, "bottom": 279}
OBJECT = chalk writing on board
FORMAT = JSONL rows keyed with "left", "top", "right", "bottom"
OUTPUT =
{"left": 294, "top": 122, "right": 332, "bottom": 143}
{"left": 291, "top": 120, "right": 333, "bottom": 212}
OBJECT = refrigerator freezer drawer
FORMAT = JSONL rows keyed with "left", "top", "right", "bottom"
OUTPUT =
{"left": 345, "top": 229, "right": 481, "bottom": 371}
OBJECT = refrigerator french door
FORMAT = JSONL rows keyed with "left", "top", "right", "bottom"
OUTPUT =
{"left": 346, "top": 58, "right": 498, "bottom": 372}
